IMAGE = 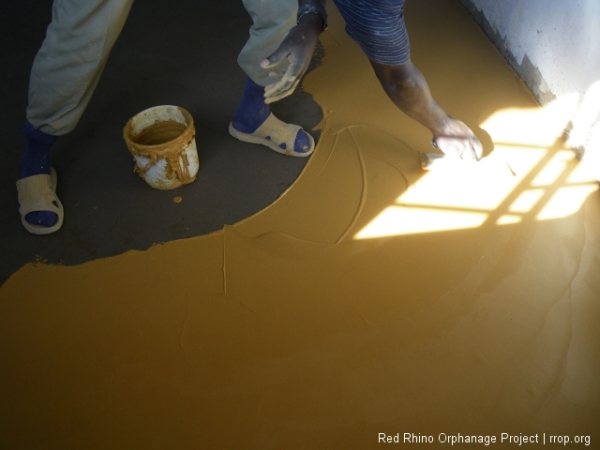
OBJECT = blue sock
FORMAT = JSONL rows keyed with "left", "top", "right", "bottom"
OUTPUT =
{"left": 21, "top": 121, "right": 56, "bottom": 177}
{"left": 232, "top": 78, "right": 270, "bottom": 133}
{"left": 20, "top": 121, "right": 58, "bottom": 227}
{"left": 232, "top": 78, "right": 311, "bottom": 153}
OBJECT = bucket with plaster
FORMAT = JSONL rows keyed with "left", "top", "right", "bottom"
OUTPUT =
{"left": 123, "top": 105, "right": 199, "bottom": 190}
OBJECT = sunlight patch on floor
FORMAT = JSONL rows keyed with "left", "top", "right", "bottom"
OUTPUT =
{"left": 354, "top": 99, "right": 598, "bottom": 240}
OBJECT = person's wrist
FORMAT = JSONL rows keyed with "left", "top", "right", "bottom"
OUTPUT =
{"left": 297, "top": 3, "right": 328, "bottom": 32}
{"left": 297, "top": 11, "right": 324, "bottom": 36}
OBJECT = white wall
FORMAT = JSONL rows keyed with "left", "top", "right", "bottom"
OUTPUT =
{"left": 459, "top": 0, "right": 600, "bottom": 175}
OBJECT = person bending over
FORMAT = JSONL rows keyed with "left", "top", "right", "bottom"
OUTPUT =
{"left": 260, "top": 0, "right": 483, "bottom": 161}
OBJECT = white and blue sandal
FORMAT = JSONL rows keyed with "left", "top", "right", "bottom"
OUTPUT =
{"left": 229, "top": 113, "right": 314, "bottom": 157}
{"left": 16, "top": 167, "right": 64, "bottom": 235}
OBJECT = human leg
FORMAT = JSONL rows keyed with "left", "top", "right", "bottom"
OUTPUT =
{"left": 19, "top": 0, "right": 134, "bottom": 233}
{"left": 19, "top": 122, "right": 59, "bottom": 228}
{"left": 237, "top": 0, "right": 297, "bottom": 88}
{"left": 231, "top": 0, "right": 314, "bottom": 156}
{"left": 230, "top": 77, "right": 313, "bottom": 156}
{"left": 27, "top": 0, "right": 135, "bottom": 136}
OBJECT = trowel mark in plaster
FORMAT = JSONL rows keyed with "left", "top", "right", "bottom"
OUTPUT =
{"left": 558, "top": 202, "right": 600, "bottom": 406}
{"left": 2, "top": 2, "right": 599, "bottom": 443}
{"left": 313, "top": 114, "right": 337, "bottom": 180}
{"left": 358, "top": 131, "right": 413, "bottom": 187}
{"left": 342, "top": 124, "right": 416, "bottom": 178}
{"left": 332, "top": 125, "right": 416, "bottom": 243}
{"left": 335, "top": 128, "right": 368, "bottom": 244}
{"left": 313, "top": 144, "right": 335, "bottom": 179}
{"left": 221, "top": 227, "right": 262, "bottom": 319}
{"left": 222, "top": 233, "right": 227, "bottom": 295}
{"left": 179, "top": 306, "right": 193, "bottom": 373}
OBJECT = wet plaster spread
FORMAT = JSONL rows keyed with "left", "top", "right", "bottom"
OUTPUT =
{"left": 1, "top": 0, "right": 599, "bottom": 448}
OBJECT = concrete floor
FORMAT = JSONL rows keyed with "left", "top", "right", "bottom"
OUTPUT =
{"left": 0, "top": 0, "right": 321, "bottom": 284}
{"left": 1, "top": 1, "right": 599, "bottom": 449}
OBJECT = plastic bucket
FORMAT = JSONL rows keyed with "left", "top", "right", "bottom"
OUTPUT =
{"left": 123, "top": 105, "right": 199, "bottom": 190}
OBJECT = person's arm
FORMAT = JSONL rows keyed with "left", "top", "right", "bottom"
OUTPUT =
{"left": 371, "top": 60, "right": 483, "bottom": 160}
{"left": 262, "top": 1, "right": 327, "bottom": 104}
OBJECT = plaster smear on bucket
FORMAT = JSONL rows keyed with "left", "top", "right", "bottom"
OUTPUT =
{"left": 124, "top": 105, "right": 199, "bottom": 190}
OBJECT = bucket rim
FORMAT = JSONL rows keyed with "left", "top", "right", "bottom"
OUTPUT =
{"left": 123, "top": 105, "right": 195, "bottom": 149}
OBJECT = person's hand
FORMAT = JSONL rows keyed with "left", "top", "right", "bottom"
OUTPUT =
{"left": 261, "top": 13, "right": 323, "bottom": 104}
{"left": 432, "top": 119, "right": 483, "bottom": 160}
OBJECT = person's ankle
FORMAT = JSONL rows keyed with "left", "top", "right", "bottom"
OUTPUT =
{"left": 231, "top": 78, "right": 270, "bottom": 133}
{"left": 21, "top": 121, "right": 57, "bottom": 178}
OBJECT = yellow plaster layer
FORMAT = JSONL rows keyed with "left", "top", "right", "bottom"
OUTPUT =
{"left": 1, "top": 1, "right": 599, "bottom": 448}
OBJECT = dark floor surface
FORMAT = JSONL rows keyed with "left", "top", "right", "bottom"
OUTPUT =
{"left": 0, "top": 1, "right": 323, "bottom": 285}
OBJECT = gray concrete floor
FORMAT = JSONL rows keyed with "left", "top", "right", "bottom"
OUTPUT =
{"left": 0, "top": 0, "right": 323, "bottom": 284}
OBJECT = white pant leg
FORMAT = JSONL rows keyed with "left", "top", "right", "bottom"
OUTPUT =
{"left": 238, "top": 0, "right": 297, "bottom": 87}
{"left": 27, "top": 0, "right": 135, "bottom": 135}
